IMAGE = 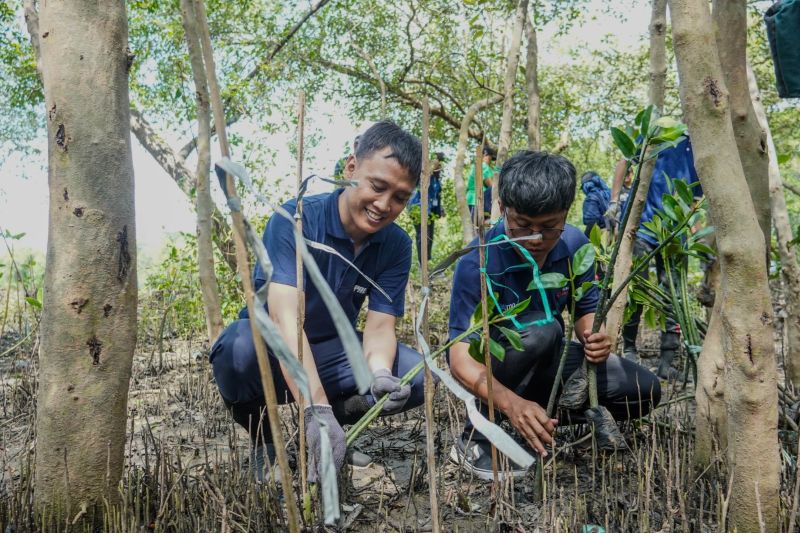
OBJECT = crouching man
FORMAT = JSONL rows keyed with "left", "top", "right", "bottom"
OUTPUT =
{"left": 210, "top": 121, "right": 427, "bottom": 481}
{"left": 447, "top": 151, "right": 661, "bottom": 480}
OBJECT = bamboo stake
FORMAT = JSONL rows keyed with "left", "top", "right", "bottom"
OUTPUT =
{"left": 295, "top": 91, "right": 308, "bottom": 508}
{"left": 192, "top": 1, "right": 301, "bottom": 529}
{"left": 420, "top": 98, "right": 441, "bottom": 533}
{"left": 475, "top": 140, "right": 499, "bottom": 490}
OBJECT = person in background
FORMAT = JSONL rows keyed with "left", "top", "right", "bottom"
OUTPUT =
{"left": 580, "top": 171, "right": 611, "bottom": 238}
{"left": 333, "top": 135, "right": 361, "bottom": 180}
{"left": 466, "top": 144, "right": 497, "bottom": 226}
{"left": 408, "top": 152, "right": 444, "bottom": 263}
{"left": 609, "top": 136, "right": 702, "bottom": 379}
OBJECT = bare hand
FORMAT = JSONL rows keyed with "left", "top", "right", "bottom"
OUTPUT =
{"left": 583, "top": 330, "right": 612, "bottom": 364}
{"left": 504, "top": 398, "right": 558, "bottom": 457}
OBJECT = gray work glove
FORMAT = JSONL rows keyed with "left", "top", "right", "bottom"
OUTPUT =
{"left": 304, "top": 405, "right": 346, "bottom": 484}
{"left": 370, "top": 368, "right": 411, "bottom": 415}
{"left": 604, "top": 201, "right": 619, "bottom": 222}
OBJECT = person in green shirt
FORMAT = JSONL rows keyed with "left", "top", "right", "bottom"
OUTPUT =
{"left": 466, "top": 144, "right": 497, "bottom": 223}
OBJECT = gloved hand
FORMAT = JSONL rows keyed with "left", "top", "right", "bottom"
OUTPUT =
{"left": 604, "top": 201, "right": 619, "bottom": 221}
{"left": 370, "top": 368, "right": 411, "bottom": 415}
{"left": 304, "top": 405, "right": 346, "bottom": 483}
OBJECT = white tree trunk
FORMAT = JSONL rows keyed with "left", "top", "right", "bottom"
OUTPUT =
{"left": 524, "top": 8, "right": 540, "bottom": 151}
{"left": 670, "top": 1, "right": 780, "bottom": 531}
{"left": 604, "top": 0, "right": 666, "bottom": 351}
{"left": 181, "top": 0, "right": 223, "bottom": 342}
{"left": 452, "top": 94, "right": 503, "bottom": 244}
{"left": 33, "top": 0, "right": 137, "bottom": 520}
{"left": 749, "top": 65, "right": 800, "bottom": 387}
{"left": 492, "top": 0, "right": 528, "bottom": 219}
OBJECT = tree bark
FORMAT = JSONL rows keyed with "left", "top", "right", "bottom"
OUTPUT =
{"left": 452, "top": 94, "right": 503, "bottom": 245}
{"left": 181, "top": 0, "right": 223, "bottom": 342}
{"left": 524, "top": 7, "right": 540, "bottom": 151}
{"left": 712, "top": 0, "right": 771, "bottom": 249}
{"left": 128, "top": 107, "right": 237, "bottom": 272}
{"left": 670, "top": 1, "right": 780, "bottom": 531}
{"left": 648, "top": 0, "right": 668, "bottom": 111}
{"left": 604, "top": 0, "right": 666, "bottom": 352}
{"left": 492, "top": 0, "right": 529, "bottom": 219}
{"left": 749, "top": 65, "right": 800, "bottom": 387}
{"left": 33, "top": 0, "right": 137, "bottom": 520}
{"left": 693, "top": 298, "right": 727, "bottom": 469}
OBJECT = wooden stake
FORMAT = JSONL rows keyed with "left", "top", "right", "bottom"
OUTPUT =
{"left": 420, "top": 98, "right": 441, "bottom": 533}
{"left": 295, "top": 91, "right": 308, "bottom": 507}
{"left": 192, "top": 1, "right": 301, "bottom": 530}
{"left": 475, "top": 139, "right": 499, "bottom": 490}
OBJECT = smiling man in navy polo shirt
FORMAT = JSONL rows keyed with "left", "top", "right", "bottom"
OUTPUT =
{"left": 447, "top": 151, "right": 661, "bottom": 481}
{"left": 210, "top": 121, "right": 424, "bottom": 482}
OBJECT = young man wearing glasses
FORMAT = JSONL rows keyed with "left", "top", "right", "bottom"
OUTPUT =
{"left": 447, "top": 151, "right": 661, "bottom": 480}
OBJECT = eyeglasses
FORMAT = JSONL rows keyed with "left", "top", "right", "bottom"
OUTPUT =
{"left": 503, "top": 211, "right": 564, "bottom": 241}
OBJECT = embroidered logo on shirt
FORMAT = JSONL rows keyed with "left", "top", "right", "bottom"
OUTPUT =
{"left": 353, "top": 285, "right": 368, "bottom": 295}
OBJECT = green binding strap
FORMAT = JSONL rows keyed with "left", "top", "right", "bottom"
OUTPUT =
{"left": 480, "top": 233, "right": 554, "bottom": 329}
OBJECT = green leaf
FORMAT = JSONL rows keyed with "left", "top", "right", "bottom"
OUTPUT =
{"left": 639, "top": 105, "right": 654, "bottom": 138}
{"left": 498, "top": 326, "right": 524, "bottom": 351}
{"left": 589, "top": 224, "right": 603, "bottom": 250}
{"left": 25, "top": 296, "right": 41, "bottom": 309}
{"left": 654, "top": 116, "right": 678, "bottom": 128}
{"left": 488, "top": 337, "right": 506, "bottom": 362}
{"left": 610, "top": 127, "right": 636, "bottom": 159}
{"left": 673, "top": 179, "right": 694, "bottom": 206}
{"left": 505, "top": 297, "right": 531, "bottom": 317}
{"left": 571, "top": 243, "right": 596, "bottom": 276}
{"left": 777, "top": 153, "right": 792, "bottom": 165}
{"left": 690, "top": 242, "right": 715, "bottom": 256}
{"left": 468, "top": 337, "right": 484, "bottom": 364}
{"left": 470, "top": 301, "right": 483, "bottom": 326}
{"left": 530, "top": 272, "right": 568, "bottom": 290}
{"left": 691, "top": 226, "right": 715, "bottom": 241}
{"left": 661, "top": 195, "right": 683, "bottom": 222}
{"left": 575, "top": 280, "right": 596, "bottom": 302}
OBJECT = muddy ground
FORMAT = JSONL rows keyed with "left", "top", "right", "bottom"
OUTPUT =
{"left": 0, "top": 280, "right": 796, "bottom": 531}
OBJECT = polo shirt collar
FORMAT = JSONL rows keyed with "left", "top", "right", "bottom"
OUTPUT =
{"left": 325, "top": 188, "right": 388, "bottom": 244}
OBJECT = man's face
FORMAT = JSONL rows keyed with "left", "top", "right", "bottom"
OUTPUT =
{"left": 341, "top": 147, "right": 416, "bottom": 241}
{"left": 501, "top": 205, "right": 567, "bottom": 265}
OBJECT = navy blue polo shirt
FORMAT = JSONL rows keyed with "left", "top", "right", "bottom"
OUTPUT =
{"left": 634, "top": 136, "right": 701, "bottom": 246}
{"left": 239, "top": 189, "right": 411, "bottom": 343}
{"left": 448, "top": 222, "right": 599, "bottom": 342}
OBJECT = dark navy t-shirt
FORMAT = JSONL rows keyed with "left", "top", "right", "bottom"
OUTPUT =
{"left": 448, "top": 222, "right": 599, "bottom": 342}
{"left": 634, "top": 137, "right": 701, "bottom": 245}
{"left": 239, "top": 189, "right": 411, "bottom": 343}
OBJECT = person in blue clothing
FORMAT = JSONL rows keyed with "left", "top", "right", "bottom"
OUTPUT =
{"left": 580, "top": 171, "right": 612, "bottom": 237}
{"left": 210, "top": 121, "right": 426, "bottom": 482}
{"left": 608, "top": 136, "right": 702, "bottom": 379}
{"left": 447, "top": 151, "right": 660, "bottom": 481}
{"left": 407, "top": 152, "right": 444, "bottom": 262}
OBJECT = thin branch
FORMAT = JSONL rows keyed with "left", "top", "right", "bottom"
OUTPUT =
{"left": 784, "top": 180, "right": 800, "bottom": 197}
{"left": 178, "top": 0, "right": 332, "bottom": 159}
{"left": 23, "top": 0, "right": 41, "bottom": 76}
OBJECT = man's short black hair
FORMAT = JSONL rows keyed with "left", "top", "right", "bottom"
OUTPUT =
{"left": 482, "top": 144, "right": 497, "bottom": 161}
{"left": 355, "top": 121, "right": 422, "bottom": 184}
{"left": 498, "top": 150, "right": 577, "bottom": 217}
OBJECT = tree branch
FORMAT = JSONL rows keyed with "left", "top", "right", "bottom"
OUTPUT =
{"left": 314, "top": 56, "right": 495, "bottom": 147}
{"left": 129, "top": 105, "right": 237, "bottom": 271}
{"left": 177, "top": 0, "right": 332, "bottom": 159}
{"left": 784, "top": 180, "right": 800, "bottom": 197}
{"left": 23, "top": 0, "right": 41, "bottom": 76}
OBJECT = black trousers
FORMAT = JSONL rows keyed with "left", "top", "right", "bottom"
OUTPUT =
{"left": 463, "top": 311, "right": 661, "bottom": 442}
